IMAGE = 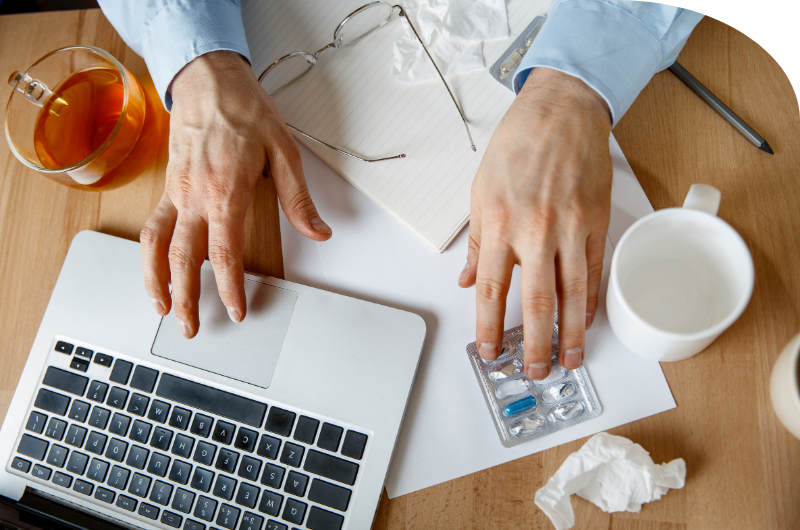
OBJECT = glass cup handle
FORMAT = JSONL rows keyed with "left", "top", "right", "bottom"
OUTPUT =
{"left": 8, "top": 71, "right": 52, "bottom": 107}
{"left": 682, "top": 183, "right": 721, "bottom": 216}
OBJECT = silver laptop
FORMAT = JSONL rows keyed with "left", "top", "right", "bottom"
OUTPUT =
{"left": 0, "top": 230, "right": 426, "bottom": 530}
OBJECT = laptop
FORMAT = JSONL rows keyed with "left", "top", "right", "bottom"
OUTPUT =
{"left": 0, "top": 230, "right": 426, "bottom": 530}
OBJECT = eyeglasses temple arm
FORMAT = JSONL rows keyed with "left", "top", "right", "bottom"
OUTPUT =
{"left": 286, "top": 124, "right": 406, "bottom": 162}
{"left": 395, "top": 5, "right": 477, "bottom": 152}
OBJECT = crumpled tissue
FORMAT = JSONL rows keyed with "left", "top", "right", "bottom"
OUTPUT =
{"left": 534, "top": 432, "right": 686, "bottom": 530}
{"left": 391, "top": 0, "right": 509, "bottom": 82}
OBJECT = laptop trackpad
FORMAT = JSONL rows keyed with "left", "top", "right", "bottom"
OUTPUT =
{"left": 151, "top": 268, "right": 297, "bottom": 389}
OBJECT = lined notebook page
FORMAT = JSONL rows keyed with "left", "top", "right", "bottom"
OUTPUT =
{"left": 241, "top": 0, "right": 550, "bottom": 252}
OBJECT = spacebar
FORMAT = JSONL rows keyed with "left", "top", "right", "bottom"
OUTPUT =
{"left": 156, "top": 374, "right": 267, "bottom": 427}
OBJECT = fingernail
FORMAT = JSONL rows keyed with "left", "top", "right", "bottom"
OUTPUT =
{"left": 151, "top": 298, "right": 165, "bottom": 316}
{"left": 479, "top": 343, "right": 498, "bottom": 360}
{"left": 565, "top": 347, "right": 582, "bottom": 369}
{"left": 226, "top": 306, "right": 242, "bottom": 323}
{"left": 178, "top": 319, "right": 192, "bottom": 339}
{"left": 458, "top": 262, "right": 469, "bottom": 284}
{"left": 586, "top": 312, "right": 593, "bottom": 329}
{"left": 527, "top": 362, "right": 549, "bottom": 380}
{"left": 310, "top": 216, "right": 331, "bottom": 234}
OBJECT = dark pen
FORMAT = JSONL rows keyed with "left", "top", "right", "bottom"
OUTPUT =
{"left": 668, "top": 61, "right": 773, "bottom": 154}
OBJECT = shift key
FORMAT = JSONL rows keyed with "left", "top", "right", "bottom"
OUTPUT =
{"left": 303, "top": 450, "right": 359, "bottom": 486}
{"left": 43, "top": 367, "right": 88, "bottom": 396}
{"left": 18, "top": 434, "right": 49, "bottom": 461}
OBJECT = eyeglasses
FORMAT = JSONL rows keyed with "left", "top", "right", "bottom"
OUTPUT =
{"left": 257, "top": 1, "right": 476, "bottom": 162}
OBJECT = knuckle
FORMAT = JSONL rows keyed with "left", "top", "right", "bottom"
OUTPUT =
{"left": 139, "top": 224, "right": 161, "bottom": 250}
{"left": 521, "top": 292, "right": 555, "bottom": 315}
{"left": 208, "top": 244, "right": 240, "bottom": 272}
{"left": 285, "top": 187, "right": 315, "bottom": 216}
{"left": 587, "top": 260, "right": 604, "bottom": 284}
{"left": 476, "top": 277, "right": 508, "bottom": 303}
{"left": 172, "top": 299, "right": 195, "bottom": 320}
{"left": 168, "top": 245, "right": 196, "bottom": 271}
{"left": 560, "top": 278, "right": 587, "bottom": 299}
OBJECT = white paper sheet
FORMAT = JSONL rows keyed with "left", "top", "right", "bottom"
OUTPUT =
{"left": 278, "top": 135, "right": 675, "bottom": 499}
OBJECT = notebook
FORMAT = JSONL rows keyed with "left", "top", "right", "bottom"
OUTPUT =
{"left": 240, "top": 0, "right": 550, "bottom": 252}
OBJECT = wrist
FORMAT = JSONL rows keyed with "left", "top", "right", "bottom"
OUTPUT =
{"left": 170, "top": 51, "right": 252, "bottom": 105}
{"left": 517, "top": 68, "right": 612, "bottom": 125}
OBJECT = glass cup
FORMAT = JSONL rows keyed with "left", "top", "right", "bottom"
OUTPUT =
{"left": 5, "top": 46, "right": 166, "bottom": 192}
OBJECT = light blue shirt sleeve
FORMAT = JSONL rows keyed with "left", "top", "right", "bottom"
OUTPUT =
{"left": 513, "top": 0, "right": 704, "bottom": 126}
{"left": 97, "top": 0, "right": 251, "bottom": 111}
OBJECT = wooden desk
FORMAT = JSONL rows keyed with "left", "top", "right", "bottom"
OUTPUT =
{"left": 1, "top": 10, "right": 798, "bottom": 530}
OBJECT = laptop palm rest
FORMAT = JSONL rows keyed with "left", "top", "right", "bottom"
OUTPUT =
{"left": 151, "top": 267, "right": 297, "bottom": 389}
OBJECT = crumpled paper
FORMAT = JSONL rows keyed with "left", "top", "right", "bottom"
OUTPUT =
{"left": 391, "top": 0, "right": 509, "bottom": 82}
{"left": 534, "top": 432, "right": 686, "bottom": 530}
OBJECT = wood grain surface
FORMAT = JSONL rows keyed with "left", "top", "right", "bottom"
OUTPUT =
{"left": 0, "top": 10, "right": 798, "bottom": 530}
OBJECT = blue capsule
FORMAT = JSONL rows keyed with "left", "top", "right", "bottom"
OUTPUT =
{"left": 503, "top": 395, "right": 537, "bottom": 417}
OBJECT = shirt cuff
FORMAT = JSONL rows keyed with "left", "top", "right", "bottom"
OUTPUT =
{"left": 512, "top": 0, "right": 664, "bottom": 126}
{"left": 140, "top": 0, "right": 251, "bottom": 110}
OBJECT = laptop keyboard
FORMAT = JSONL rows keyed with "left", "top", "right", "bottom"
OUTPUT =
{"left": 7, "top": 339, "right": 370, "bottom": 530}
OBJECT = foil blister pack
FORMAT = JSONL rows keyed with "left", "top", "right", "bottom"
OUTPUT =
{"left": 467, "top": 322, "right": 602, "bottom": 448}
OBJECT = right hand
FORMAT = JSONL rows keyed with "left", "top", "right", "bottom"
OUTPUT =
{"left": 140, "top": 51, "right": 332, "bottom": 338}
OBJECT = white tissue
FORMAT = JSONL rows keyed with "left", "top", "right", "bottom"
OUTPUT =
{"left": 391, "top": 0, "right": 509, "bottom": 82}
{"left": 534, "top": 432, "right": 686, "bottom": 530}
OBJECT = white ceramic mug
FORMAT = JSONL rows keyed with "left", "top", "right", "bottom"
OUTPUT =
{"left": 770, "top": 332, "right": 800, "bottom": 439}
{"left": 607, "top": 184, "right": 754, "bottom": 362}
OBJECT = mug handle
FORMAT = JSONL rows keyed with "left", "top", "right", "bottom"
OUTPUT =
{"left": 682, "top": 184, "right": 721, "bottom": 216}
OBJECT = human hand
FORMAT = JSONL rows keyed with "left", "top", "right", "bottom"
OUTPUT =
{"left": 140, "top": 51, "right": 332, "bottom": 338}
{"left": 458, "top": 68, "right": 612, "bottom": 379}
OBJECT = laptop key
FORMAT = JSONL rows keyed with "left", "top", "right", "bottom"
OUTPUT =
{"left": 17, "top": 434, "right": 48, "bottom": 461}
{"left": 283, "top": 472, "right": 308, "bottom": 497}
{"left": 73, "top": 479, "right": 93, "bottom": 496}
{"left": 341, "top": 431, "right": 368, "bottom": 460}
{"left": 32, "top": 464, "right": 51, "bottom": 480}
{"left": 215, "top": 448, "right": 239, "bottom": 473}
{"left": 216, "top": 503, "right": 240, "bottom": 530}
{"left": 42, "top": 367, "right": 88, "bottom": 396}
{"left": 127, "top": 393, "right": 150, "bottom": 417}
{"left": 86, "top": 458, "right": 109, "bottom": 482}
{"left": 86, "top": 431, "right": 107, "bottom": 455}
{"left": 308, "top": 479, "right": 351, "bottom": 512}
{"left": 26, "top": 411, "right": 48, "bottom": 434}
{"left": 148, "top": 400, "right": 171, "bottom": 423}
{"left": 65, "top": 425, "right": 87, "bottom": 448}
{"left": 265, "top": 521, "right": 287, "bottom": 530}
{"left": 150, "top": 480, "right": 173, "bottom": 506}
{"left": 88, "top": 407, "right": 110, "bottom": 429}
{"left": 55, "top": 341, "right": 74, "bottom": 355}
{"left": 161, "top": 510, "right": 183, "bottom": 528}
{"left": 194, "top": 441, "right": 217, "bottom": 465}
{"left": 66, "top": 451, "right": 88, "bottom": 475}
{"left": 169, "top": 407, "right": 192, "bottom": 430}
{"left": 46, "top": 445, "right": 68, "bottom": 468}
{"left": 86, "top": 381, "right": 109, "bottom": 403}
{"left": 129, "top": 472, "right": 151, "bottom": 498}
{"left": 44, "top": 418, "right": 67, "bottom": 440}
{"left": 106, "top": 387, "right": 128, "bottom": 410}
{"left": 129, "top": 419, "right": 152, "bottom": 444}
{"left": 126, "top": 445, "right": 149, "bottom": 469}
{"left": 138, "top": 502, "right": 159, "bottom": 520}
{"left": 264, "top": 408, "right": 295, "bottom": 437}
{"left": 107, "top": 465, "right": 130, "bottom": 489}
{"left": 147, "top": 452, "right": 170, "bottom": 477}
{"left": 306, "top": 506, "right": 344, "bottom": 530}
{"left": 194, "top": 496, "right": 218, "bottom": 522}
{"left": 172, "top": 488, "right": 195, "bottom": 513}
{"left": 235, "top": 482, "right": 259, "bottom": 509}
{"left": 150, "top": 426, "right": 173, "bottom": 450}
{"left": 11, "top": 457, "right": 31, "bottom": 473}
{"left": 69, "top": 358, "right": 90, "bottom": 373}
{"left": 52, "top": 472, "right": 72, "bottom": 488}
{"left": 109, "top": 360, "right": 133, "bottom": 385}
{"left": 260, "top": 463, "right": 285, "bottom": 489}
{"left": 169, "top": 460, "right": 192, "bottom": 485}
{"left": 67, "top": 401, "right": 90, "bottom": 423}
{"left": 258, "top": 490, "right": 283, "bottom": 517}
{"left": 190, "top": 414, "right": 214, "bottom": 438}
{"left": 234, "top": 427, "right": 258, "bottom": 453}
{"left": 75, "top": 347, "right": 93, "bottom": 360}
{"left": 185, "top": 520, "right": 206, "bottom": 530}
{"left": 281, "top": 498, "right": 306, "bottom": 525}
{"left": 293, "top": 417, "right": 319, "bottom": 445}
{"left": 191, "top": 467, "right": 215, "bottom": 493}
{"left": 212, "top": 421, "right": 235, "bottom": 445}
{"left": 130, "top": 366, "right": 159, "bottom": 393}
{"left": 109, "top": 413, "right": 131, "bottom": 436}
{"left": 240, "top": 512, "right": 264, "bottom": 530}
{"left": 279, "top": 443, "right": 303, "bottom": 468}
{"left": 105, "top": 438, "right": 128, "bottom": 462}
{"left": 212, "top": 475, "right": 237, "bottom": 501}
{"left": 93, "top": 353, "right": 113, "bottom": 367}
{"left": 302, "top": 450, "right": 359, "bottom": 486}
{"left": 115, "top": 494, "right": 137, "bottom": 512}
{"left": 34, "top": 389, "right": 70, "bottom": 416}
{"left": 172, "top": 433, "right": 194, "bottom": 458}
{"left": 257, "top": 435, "right": 281, "bottom": 460}
{"left": 94, "top": 486, "right": 115, "bottom": 504}
{"left": 238, "top": 456, "right": 261, "bottom": 481}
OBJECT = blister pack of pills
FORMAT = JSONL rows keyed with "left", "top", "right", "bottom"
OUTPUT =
{"left": 467, "top": 320, "right": 602, "bottom": 448}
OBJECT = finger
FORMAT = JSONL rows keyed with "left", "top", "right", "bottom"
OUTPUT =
{"left": 474, "top": 238, "right": 515, "bottom": 361}
{"left": 268, "top": 131, "right": 332, "bottom": 241}
{"left": 140, "top": 194, "right": 178, "bottom": 316}
{"left": 521, "top": 255, "right": 557, "bottom": 380}
{"left": 556, "top": 243, "right": 588, "bottom": 370}
{"left": 459, "top": 194, "right": 482, "bottom": 288}
{"left": 168, "top": 213, "right": 208, "bottom": 338}
{"left": 207, "top": 198, "right": 249, "bottom": 323}
{"left": 585, "top": 232, "right": 606, "bottom": 328}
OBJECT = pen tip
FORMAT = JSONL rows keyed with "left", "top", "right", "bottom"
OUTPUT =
{"left": 759, "top": 141, "right": 774, "bottom": 155}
